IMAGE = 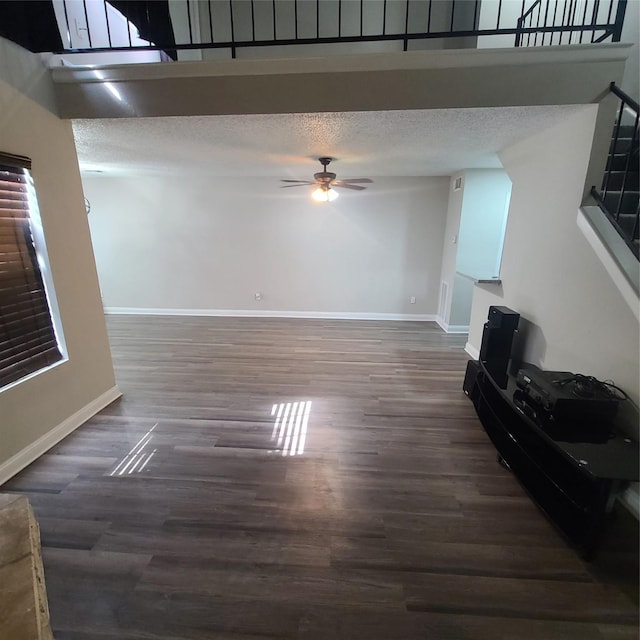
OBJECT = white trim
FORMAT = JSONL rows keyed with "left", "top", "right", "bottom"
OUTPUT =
{"left": 0, "top": 385, "right": 121, "bottom": 485}
{"left": 465, "top": 342, "right": 480, "bottom": 359}
{"left": 619, "top": 483, "right": 640, "bottom": 521}
{"left": 436, "top": 316, "right": 469, "bottom": 334}
{"left": 52, "top": 43, "right": 631, "bottom": 83}
{"left": 104, "top": 308, "right": 438, "bottom": 322}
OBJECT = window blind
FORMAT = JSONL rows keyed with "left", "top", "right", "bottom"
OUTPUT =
{"left": 0, "top": 153, "right": 62, "bottom": 388}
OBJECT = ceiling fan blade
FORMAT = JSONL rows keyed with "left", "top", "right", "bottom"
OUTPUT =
{"left": 281, "top": 179, "right": 314, "bottom": 184}
{"left": 335, "top": 178, "right": 373, "bottom": 184}
{"left": 333, "top": 183, "right": 367, "bottom": 191}
{"left": 281, "top": 183, "right": 314, "bottom": 188}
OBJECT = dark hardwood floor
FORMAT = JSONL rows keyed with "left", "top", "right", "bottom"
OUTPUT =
{"left": 3, "top": 316, "right": 638, "bottom": 639}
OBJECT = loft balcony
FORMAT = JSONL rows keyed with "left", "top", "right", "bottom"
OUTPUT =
{"left": 0, "top": 0, "right": 632, "bottom": 67}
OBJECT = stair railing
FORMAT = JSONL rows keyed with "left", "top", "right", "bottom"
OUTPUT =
{"left": 515, "top": 0, "right": 627, "bottom": 47}
{"left": 42, "top": 0, "right": 629, "bottom": 59}
{"left": 591, "top": 82, "right": 640, "bottom": 259}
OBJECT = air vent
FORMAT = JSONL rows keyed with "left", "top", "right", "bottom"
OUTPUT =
{"left": 453, "top": 176, "right": 463, "bottom": 191}
{"left": 439, "top": 281, "right": 449, "bottom": 318}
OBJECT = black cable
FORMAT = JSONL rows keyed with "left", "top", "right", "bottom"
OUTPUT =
{"left": 552, "top": 374, "right": 629, "bottom": 401}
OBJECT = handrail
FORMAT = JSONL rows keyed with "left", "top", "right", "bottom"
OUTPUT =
{"left": 591, "top": 82, "right": 639, "bottom": 260}
{"left": 520, "top": 0, "right": 543, "bottom": 24}
{"left": 610, "top": 82, "right": 640, "bottom": 115}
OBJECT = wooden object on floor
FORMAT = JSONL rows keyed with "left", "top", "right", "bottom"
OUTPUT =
{"left": 0, "top": 494, "right": 54, "bottom": 640}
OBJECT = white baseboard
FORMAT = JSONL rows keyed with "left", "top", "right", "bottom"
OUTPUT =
{"left": 104, "top": 307, "right": 438, "bottom": 322}
{"left": 464, "top": 342, "right": 480, "bottom": 359}
{"left": 435, "top": 316, "right": 469, "bottom": 334}
{"left": 0, "top": 385, "right": 122, "bottom": 485}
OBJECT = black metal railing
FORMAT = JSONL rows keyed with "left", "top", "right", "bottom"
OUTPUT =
{"left": 515, "top": 0, "right": 627, "bottom": 46}
{"left": 591, "top": 82, "right": 640, "bottom": 259}
{"left": 50, "top": 0, "right": 628, "bottom": 59}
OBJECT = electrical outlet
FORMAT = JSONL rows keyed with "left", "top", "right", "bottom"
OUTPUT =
{"left": 254, "top": 292, "right": 262, "bottom": 301}
{"left": 410, "top": 296, "right": 416, "bottom": 304}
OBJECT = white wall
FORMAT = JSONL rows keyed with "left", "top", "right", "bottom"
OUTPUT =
{"left": 450, "top": 272, "right": 476, "bottom": 326}
{"left": 457, "top": 169, "right": 511, "bottom": 279}
{"left": 621, "top": 0, "right": 639, "bottom": 101}
{"left": 467, "top": 106, "right": 639, "bottom": 436}
{"left": 0, "top": 38, "right": 117, "bottom": 480}
{"left": 437, "top": 169, "right": 511, "bottom": 330}
{"left": 438, "top": 174, "right": 464, "bottom": 326}
{"left": 84, "top": 174, "right": 449, "bottom": 317}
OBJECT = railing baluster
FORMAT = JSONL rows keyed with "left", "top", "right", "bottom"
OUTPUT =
{"left": 103, "top": 0, "right": 112, "bottom": 48}
{"left": 551, "top": 0, "right": 559, "bottom": 44}
{"left": 579, "top": 0, "right": 589, "bottom": 42}
{"left": 606, "top": 0, "right": 615, "bottom": 24}
{"left": 533, "top": 1, "right": 540, "bottom": 46}
{"left": 516, "top": 0, "right": 526, "bottom": 46}
{"left": 450, "top": 0, "right": 456, "bottom": 32}
{"left": 251, "top": 0, "right": 255, "bottom": 42}
{"left": 542, "top": 0, "right": 551, "bottom": 45}
{"left": 273, "top": 0, "right": 277, "bottom": 40}
{"left": 612, "top": 0, "right": 628, "bottom": 41}
{"left": 62, "top": 0, "right": 72, "bottom": 48}
{"left": 603, "top": 101, "right": 625, "bottom": 204}
{"left": 592, "top": 84, "right": 639, "bottom": 258}
{"left": 497, "top": 0, "right": 503, "bottom": 29}
{"left": 427, "top": 0, "right": 432, "bottom": 33}
{"left": 616, "top": 110, "right": 638, "bottom": 220}
{"left": 295, "top": 0, "right": 298, "bottom": 40}
{"left": 570, "top": 0, "right": 580, "bottom": 44}
{"left": 473, "top": 0, "right": 480, "bottom": 31}
{"left": 404, "top": 0, "right": 409, "bottom": 50}
{"left": 559, "top": 0, "right": 569, "bottom": 44}
{"left": 383, "top": 0, "right": 387, "bottom": 35}
{"left": 82, "top": 0, "right": 92, "bottom": 47}
{"left": 229, "top": 0, "right": 236, "bottom": 58}
{"left": 360, "top": 0, "right": 364, "bottom": 37}
{"left": 186, "top": 0, "right": 193, "bottom": 44}
{"left": 317, "top": 0, "right": 319, "bottom": 39}
{"left": 127, "top": 8, "right": 132, "bottom": 47}
{"left": 339, "top": 0, "right": 342, "bottom": 38}
{"left": 208, "top": 0, "right": 214, "bottom": 44}
{"left": 590, "top": 0, "right": 601, "bottom": 42}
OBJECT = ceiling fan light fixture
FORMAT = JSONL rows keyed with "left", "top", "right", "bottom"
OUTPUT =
{"left": 312, "top": 186, "right": 338, "bottom": 202}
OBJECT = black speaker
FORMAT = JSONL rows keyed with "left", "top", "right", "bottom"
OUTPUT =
{"left": 480, "top": 324, "right": 516, "bottom": 362}
{"left": 480, "top": 307, "right": 520, "bottom": 373}
{"left": 487, "top": 306, "right": 520, "bottom": 331}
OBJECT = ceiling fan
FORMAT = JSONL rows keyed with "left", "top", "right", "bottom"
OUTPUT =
{"left": 281, "top": 157, "right": 372, "bottom": 201}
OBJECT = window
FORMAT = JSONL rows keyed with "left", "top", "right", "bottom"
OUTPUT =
{"left": 0, "top": 152, "right": 63, "bottom": 389}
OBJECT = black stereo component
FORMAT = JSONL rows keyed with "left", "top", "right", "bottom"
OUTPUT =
{"left": 463, "top": 360, "right": 482, "bottom": 400}
{"left": 515, "top": 364, "right": 620, "bottom": 423}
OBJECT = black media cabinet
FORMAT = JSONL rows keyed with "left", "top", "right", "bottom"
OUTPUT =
{"left": 464, "top": 359, "right": 639, "bottom": 559}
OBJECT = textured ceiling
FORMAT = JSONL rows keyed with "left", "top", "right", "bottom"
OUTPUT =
{"left": 73, "top": 105, "right": 584, "bottom": 179}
